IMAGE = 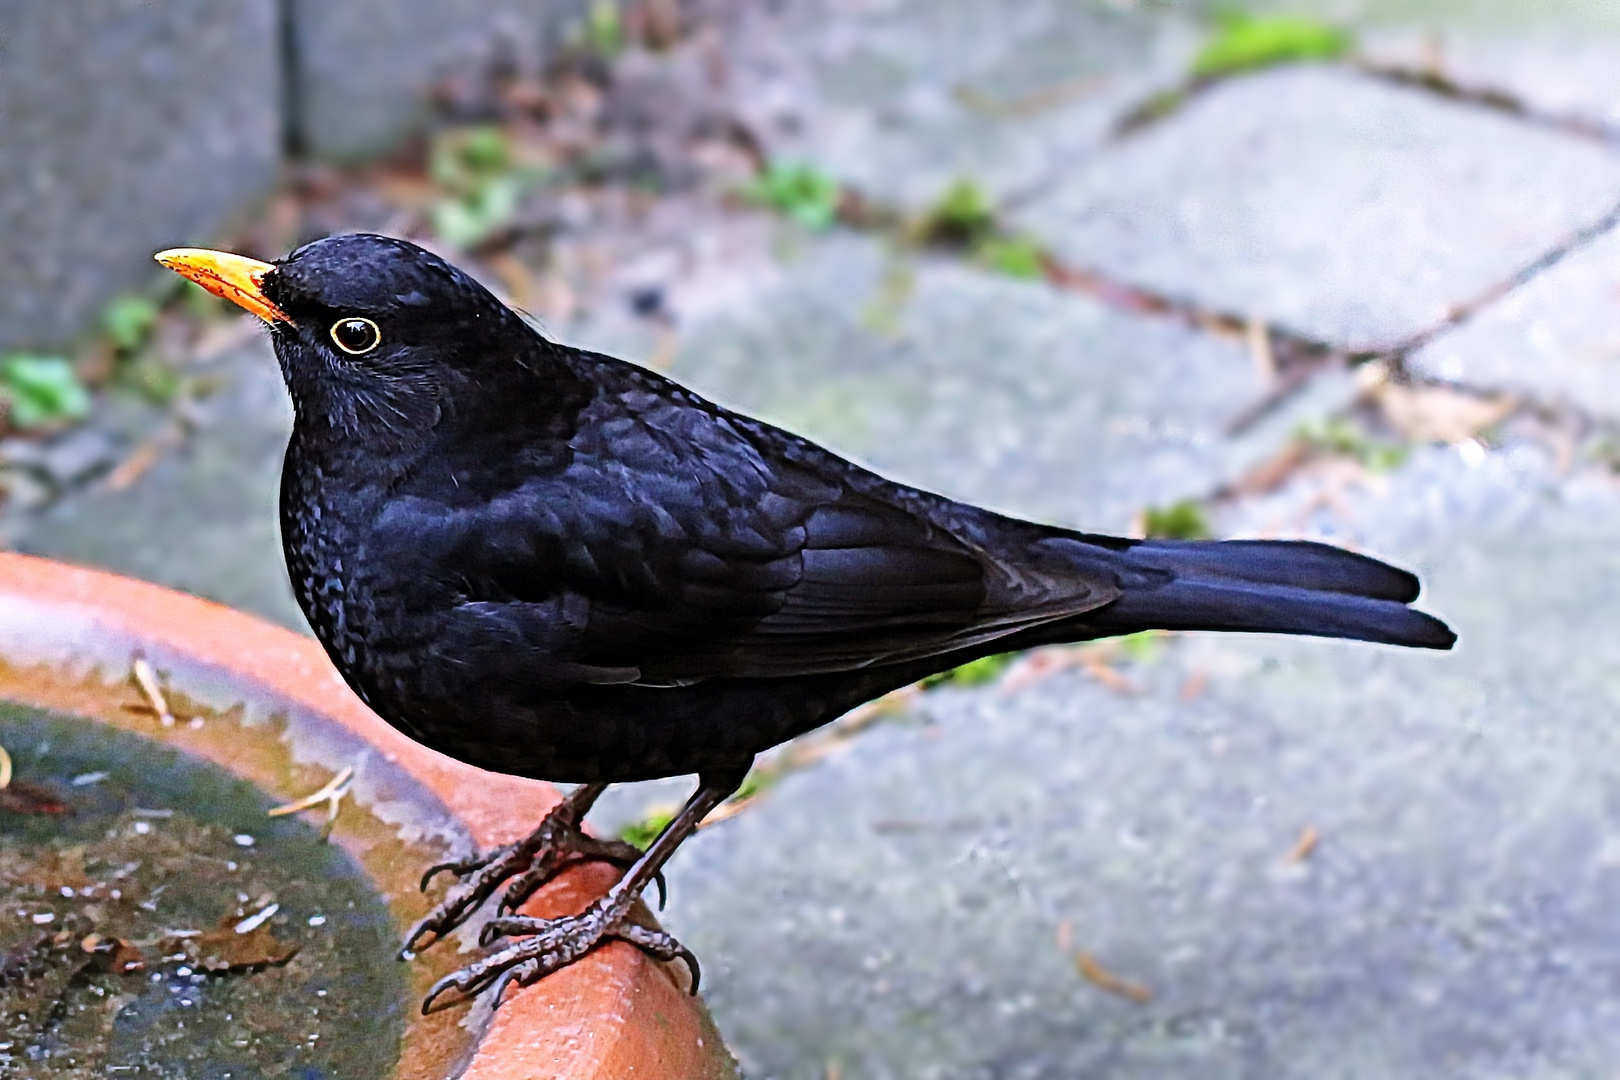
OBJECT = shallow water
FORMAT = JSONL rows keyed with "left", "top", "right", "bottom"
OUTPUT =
{"left": 0, "top": 702, "right": 407, "bottom": 1079}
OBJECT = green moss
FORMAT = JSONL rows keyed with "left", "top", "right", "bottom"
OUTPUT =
{"left": 1114, "top": 87, "right": 1191, "bottom": 136}
{"left": 1297, "top": 419, "right": 1410, "bottom": 472}
{"left": 919, "top": 652, "right": 1017, "bottom": 690}
{"left": 1140, "top": 499, "right": 1211, "bottom": 541}
{"left": 587, "top": 0, "right": 623, "bottom": 56}
{"left": 1193, "top": 13, "right": 1352, "bottom": 79}
{"left": 428, "top": 126, "right": 549, "bottom": 248}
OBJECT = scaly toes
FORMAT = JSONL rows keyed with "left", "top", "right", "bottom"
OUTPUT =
{"left": 422, "top": 913, "right": 607, "bottom": 1013}
{"left": 613, "top": 922, "right": 701, "bottom": 993}
{"left": 418, "top": 849, "right": 500, "bottom": 892}
{"left": 471, "top": 911, "right": 699, "bottom": 991}
{"left": 402, "top": 844, "right": 529, "bottom": 955}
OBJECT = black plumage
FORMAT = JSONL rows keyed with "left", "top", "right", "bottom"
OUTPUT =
{"left": 159, "top": 233, "right": 1453, "bottom": 1010}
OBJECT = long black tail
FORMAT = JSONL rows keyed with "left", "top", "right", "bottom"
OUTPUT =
{"left": 1068, "top": 538, "right": 1455, "bottom": 650}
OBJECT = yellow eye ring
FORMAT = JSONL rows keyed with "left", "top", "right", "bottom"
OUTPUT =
{"left": 330, "top": 317, "right": 381, "bottom": 355}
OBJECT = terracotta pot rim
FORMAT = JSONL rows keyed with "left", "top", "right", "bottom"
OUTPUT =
{"left": 0, "top": 552, "right": 733, "bottom": 1080}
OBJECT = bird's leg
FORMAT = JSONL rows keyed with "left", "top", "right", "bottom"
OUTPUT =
{"left": 402, "top": 781, "right": 645, "bottom": 955}
{"left": 420, "top": 770, "right": 744, "bottom": 1013}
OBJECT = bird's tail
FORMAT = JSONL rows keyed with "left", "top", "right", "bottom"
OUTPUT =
{"left": 1068, "top": 537, "right": 1456, "bottom": 649}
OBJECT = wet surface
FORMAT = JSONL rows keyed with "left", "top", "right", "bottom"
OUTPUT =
{"left": 0, "top": 702, "right": 407, "bottom": 1079}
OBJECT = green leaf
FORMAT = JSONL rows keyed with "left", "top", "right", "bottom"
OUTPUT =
{"left": 1193, "top": 13, "right": 1351, "bottom": 79}
{"left": 919, "top": 652, "right": 1017, "bottom": 690}
{"left": 1140, "top": 500, "right": 1211, "bottom": 541}
{"left": 743, "top": 163, "right": 843, "bottom": 231}
{"left": 924, "top": 179, "right": 996, "bottom": 244}
{"left": 1117, "top": 630, "right": 1164, "bottom": 663}
{"left": 0, "top": 355, "right": 91, "bottom": 430}
{"left": 102, "top": 295, "right": 160, "bottom": 354}
{"left": 731, "top": 769, "right": 768, "bottom": 803}
{"left": 619, "top": 806, "right": 676, "bottom": 851}
{"left": 974, "top": 237, "right": 1046, "bottom": 280}
{"left": 430, "top": 125, "right": 513, "bottom": 191}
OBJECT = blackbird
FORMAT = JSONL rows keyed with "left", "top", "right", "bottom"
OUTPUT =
{"left": 158, "top": 234, "right": 1454, "bottom": 1011}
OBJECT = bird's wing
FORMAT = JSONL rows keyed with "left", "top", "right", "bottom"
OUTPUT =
{"left": 374, "top": 396, "right": 1118, "bottom": 685}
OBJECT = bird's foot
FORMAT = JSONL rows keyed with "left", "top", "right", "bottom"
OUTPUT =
{"left": 420, "top": 901, "right": 699, "bottom": 1013}
{"left": 401, "top": 783, "right": 648, "bottom": 955}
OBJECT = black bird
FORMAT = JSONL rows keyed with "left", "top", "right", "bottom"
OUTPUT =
{"left": 158, "top": 234, "right": 1454, "bottom": 1011}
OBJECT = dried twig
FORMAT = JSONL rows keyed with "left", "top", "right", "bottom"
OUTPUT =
{"left": 1247, "top": 317, "right": 1276, "bottom": 381}
{"left": 131, "top": 658, "right": 175, "bottom": 727}
{"left": 1284, "top": 825, "right": 1320, "bottom": 864}
{"left": 1076, "top": 952, "right": 1153, "bottom": 1004}
{"left": 268, "top": 765, "right": 355, "bottom": 841}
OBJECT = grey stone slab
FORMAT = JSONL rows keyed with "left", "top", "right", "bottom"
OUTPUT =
{"left": 651, "top": 443, "right": 1620, "bottom": 1078}
{"left": 721, "top": 0, "right": 1200, "bottom": 209}
{"left": 1216, "top": 0, "right": 1620, "bottom": 25}
{"left": 1013, "top": 66, "right": 1620, "bottom": 351}
{"left": 586, "top": 232, "right": 1278, "bottom": 537}
{"left": 291, "top": 0, "right": 587, "bottom": 161}
{"left": 1355, "top": 15, "right": 1620, "bottom": 132}
{"left": 1408, "top": 224, "right": 1620, "bottom": 416}
{"left": 0, "top": 1, "right": 281, "bottom": 352}
{"left": 12, "top": 336, "right": 302, "bottom": 630}
{"left": 1210, "top": 3, "right": 1620, "bottom": 130}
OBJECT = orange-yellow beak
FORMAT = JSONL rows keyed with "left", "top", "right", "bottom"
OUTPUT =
{"left": 154, "top": 248, "right": 288, "bottom": 324}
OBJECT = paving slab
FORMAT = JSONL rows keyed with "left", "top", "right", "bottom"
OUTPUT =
{"left": 0, "top": 0, "right": 281, "bottom": 352}
{"left": 719, "top": 0, "right": 1199, "bottom": 210}
{"left": 1235, "top": 0, "right": 1620, "bottom": 130}
{"left": 649, "top": 442, "right": 1620, "bottom": 1078}
{"left": 1012, "top": 66, "right": 1620, "bottom": 351}
{"left": 10, "top": 337, "right": 302, "bottom": 630}
{"left": 290, "top": 0, "right": 587, "bottom": 161}
{"left": 1363, "top": 29, "right": 1620, "bottom": 130}
{"left": 1408, "top": 223, "right": 1620, "bottom": 417}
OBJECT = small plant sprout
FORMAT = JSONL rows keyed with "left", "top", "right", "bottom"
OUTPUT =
{"left": 742, "top": 162, "right": 844, "bottom": 231}
{"left": 0, "top": 355, "right": 91, "bottom": 430}
{"left": 1193, "top": 13, "right": 1352, "bottom": 80}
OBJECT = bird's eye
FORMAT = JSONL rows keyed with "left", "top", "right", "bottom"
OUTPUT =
{"left": 330, "top": 317, "right": 381, "bottom": 355}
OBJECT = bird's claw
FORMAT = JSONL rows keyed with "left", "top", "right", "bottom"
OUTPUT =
{"left": 490, "top": 834, "right": 653, "bottom": 918}
{"left": 401, "top": 839, "right": 527, "bottom": 956}
{"left": 421, "top": 903, "right": 699, "bottom": 1013}
{"left": 402, "top": 795, "right": 642, "bottom": 958}
{"left": 419, "top": 852, "right": 498, "bottom": 893}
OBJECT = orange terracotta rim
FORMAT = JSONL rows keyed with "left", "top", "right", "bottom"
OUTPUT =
{"left": 0, "top": 552, "right": 736, "bottom": 1080}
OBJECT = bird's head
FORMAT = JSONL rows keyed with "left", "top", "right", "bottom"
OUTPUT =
{"left": 157, "top": 234, "right": 531, "bottom": 441}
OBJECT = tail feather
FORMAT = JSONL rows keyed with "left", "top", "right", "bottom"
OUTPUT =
{"left": 1082, "top": 577, "right": 1455, "bottom": 649}
{"left": 1059, "top": 538, "right": 1455, "bottom": 650}
{"left": 1123, "top": 538, "right": 1421, "bottom": 602}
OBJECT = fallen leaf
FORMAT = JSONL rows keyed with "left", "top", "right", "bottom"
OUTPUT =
{"left": 0, "top": 781, "right": 70, "bottom": 815}
{"left": 169, "top": 912, "right": 297, "bottom": 973}
{"left": 1377, "top": 383, "right": 1515, "bottom": 444}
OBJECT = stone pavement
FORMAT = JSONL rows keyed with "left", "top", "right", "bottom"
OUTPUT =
{"left": 10, "top": 1, "right": 1620, "bottom": 1076}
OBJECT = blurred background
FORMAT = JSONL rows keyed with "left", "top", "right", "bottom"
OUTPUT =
{"left": 6, "top": 0, "right": 1620, "bottom": 1076}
